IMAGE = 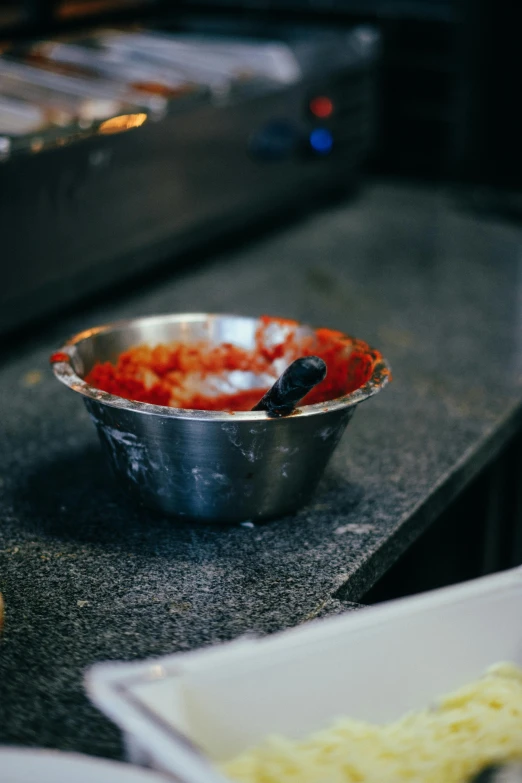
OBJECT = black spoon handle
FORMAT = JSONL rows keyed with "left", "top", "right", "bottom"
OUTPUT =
{"left": 252, "top": 356, "right": 327, "bottom": 417}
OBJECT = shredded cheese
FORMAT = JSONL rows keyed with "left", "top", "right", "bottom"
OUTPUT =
{"left": 220, "top": 663, "right": 522, "bottom": 783}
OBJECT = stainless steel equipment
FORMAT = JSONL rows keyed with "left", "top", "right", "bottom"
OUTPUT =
{"left": 51, "top": 313, "right": 390, "bottom": 522}
{"left": 0, "top": 24, "right": 379, "bottom": 337}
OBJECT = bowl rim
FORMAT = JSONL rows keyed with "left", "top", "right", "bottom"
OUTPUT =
{"left": 50, "top": 312, "right": 391, "bottom": 422}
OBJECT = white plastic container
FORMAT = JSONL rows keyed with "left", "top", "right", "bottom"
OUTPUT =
{"left": 2, "top": 747, "right": 171, "bottom": 783}
{"left": 86, "top": 567, "right": 522, "bottom": 783}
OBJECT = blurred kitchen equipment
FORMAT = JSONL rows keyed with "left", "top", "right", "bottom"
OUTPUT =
{"left": 51, "top": 313, "right": 389, "bottom": 522}
{"left": 0, "top": 22, "right": 379, "bottom": 337}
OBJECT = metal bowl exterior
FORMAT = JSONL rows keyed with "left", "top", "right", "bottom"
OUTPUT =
{"left": 84, "top": 397, "right": 355, "bottom": 521}
{"left": 51, "top": 313, "right": 390, "bottom": 522}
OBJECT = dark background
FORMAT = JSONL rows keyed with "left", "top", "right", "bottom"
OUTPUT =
{"left": 2, "top": 0, "right": 521, "bottom": 192}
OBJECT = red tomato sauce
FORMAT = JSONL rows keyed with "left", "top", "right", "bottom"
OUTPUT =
{"left": 85, "top": 316, "right": 378, "bottom": 411}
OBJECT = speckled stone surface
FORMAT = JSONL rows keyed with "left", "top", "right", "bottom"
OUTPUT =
{"left": 2, "top": 182, "right": 522, "bottom": 757}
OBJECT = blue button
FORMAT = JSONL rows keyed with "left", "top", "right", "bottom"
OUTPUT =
{"left": 309, "top": 128, "right": 333, "bottom": 155}
{"left": 249, "top": 121, "right": 299, "bottom": 161}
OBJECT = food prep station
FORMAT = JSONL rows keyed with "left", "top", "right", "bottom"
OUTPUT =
{"left": 3, "top": 181, "right": 522, "bottom": 762}
{"left": 2, "top": 0, "right": 522, "bottom": 780}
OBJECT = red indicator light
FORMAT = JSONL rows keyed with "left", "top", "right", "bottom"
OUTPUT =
{"left": 50, "top": 352, "right": 69, "bottom": 364}
{"left": 309, "top": 96, "right": 334, "bottom": 119}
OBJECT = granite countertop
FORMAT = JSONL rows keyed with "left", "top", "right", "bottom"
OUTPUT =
{"left": 2, "top": 181, "right": 522, "bottom": 757}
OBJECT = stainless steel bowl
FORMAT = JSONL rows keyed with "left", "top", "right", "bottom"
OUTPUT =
{"left": 51, "top": 313, "right": 390, "bottom": 522}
